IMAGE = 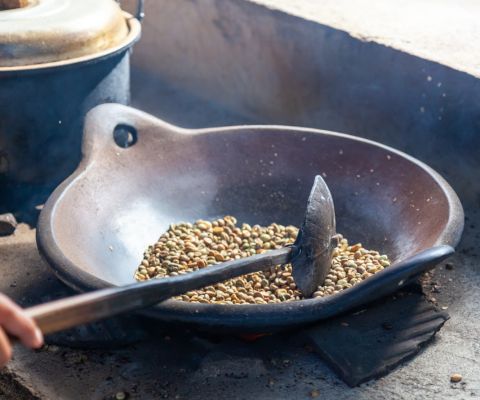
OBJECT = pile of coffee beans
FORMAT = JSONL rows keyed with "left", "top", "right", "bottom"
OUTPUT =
{"left": 134, "top": 216, "right": 390, "bottom": 304}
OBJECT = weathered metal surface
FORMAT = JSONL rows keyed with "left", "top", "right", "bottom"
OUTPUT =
{"left": 292, "top": 175, "right": 336, "bottom": 296}
{"left": 0, "top": 0, "right": 128, "bottom": 67}
{"left": 0, "top": 14, "right": 140, "bottom": 186}
{"left": 0, "top": 52, "right": 131, "bottom": 185}
{"left": 36, "top": 104, "right": 463, "bottom": 332}
{"left": 0, "top": 4, "right": 141, "bottom": 191}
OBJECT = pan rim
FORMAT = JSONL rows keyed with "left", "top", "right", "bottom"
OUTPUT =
{"left": 36, "top": 105, "right": 464, "bottom": 329}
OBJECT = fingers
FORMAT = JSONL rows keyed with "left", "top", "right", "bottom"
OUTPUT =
{"left": 0, "top": 294, "right": 43, "bottom": 349}
{"left": 0, "top": 327, "right": 12, "bottom": 367}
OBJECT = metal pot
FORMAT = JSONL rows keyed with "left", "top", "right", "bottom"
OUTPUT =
{"left": 0, "top": 0, "right": 142, "bottom": 187}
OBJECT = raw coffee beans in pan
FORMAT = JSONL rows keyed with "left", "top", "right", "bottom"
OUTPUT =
{"left": 134, "top": 216, "right": 391, "bottom": 304}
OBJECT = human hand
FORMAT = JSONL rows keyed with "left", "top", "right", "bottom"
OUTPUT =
{"left": 0, "top": 294, "right": 43, "bottom": 367}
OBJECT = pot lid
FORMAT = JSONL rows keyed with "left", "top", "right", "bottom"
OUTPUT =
{"left": 0, "top": 0, "right": 137, "bottom": 67}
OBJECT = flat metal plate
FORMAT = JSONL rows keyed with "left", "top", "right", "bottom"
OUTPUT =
{"left": 304, "top": 287, "right": 449, "bottom": 386}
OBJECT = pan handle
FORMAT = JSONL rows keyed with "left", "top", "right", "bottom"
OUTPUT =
{"left": 81, "top": 104, "right": 184, "bottom": 163}
{"left": 25, "top": 247, "right": 292, "bottom": 336}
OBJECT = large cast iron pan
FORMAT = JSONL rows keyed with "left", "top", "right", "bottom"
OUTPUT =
{"left": 37, "top": 104, "right": 464, "bottom": 332}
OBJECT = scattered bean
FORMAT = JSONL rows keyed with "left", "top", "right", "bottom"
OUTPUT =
{"left": 450, "top": 373, "right": 462, "bottom": 383}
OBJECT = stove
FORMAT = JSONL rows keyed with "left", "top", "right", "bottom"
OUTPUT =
{"left": 0, "top": 73, "right": 478, "bottom": 399}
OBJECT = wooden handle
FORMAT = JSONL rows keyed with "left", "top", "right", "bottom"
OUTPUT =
{"left": 25, "top": 247, "right": 292, "bottom": 335}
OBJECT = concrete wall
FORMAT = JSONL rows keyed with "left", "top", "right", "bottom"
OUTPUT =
{"left": 126, "top": 0, "right": 480, "bottom": 206}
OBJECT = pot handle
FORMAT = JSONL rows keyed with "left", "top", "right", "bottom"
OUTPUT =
{"left": 117, "top": 0, "right": 145, "bottom": 22}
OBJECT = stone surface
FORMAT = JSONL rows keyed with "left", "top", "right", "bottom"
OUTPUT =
{"left": 0, "top": 213, "right": 17, "bottom": 236}
{"left": 128, "top": 0, "right": 480, "bottom": 79}
{"left": 250, "top": 0, "right": 480, "bottom": 78}
{"left": 127, "top": 0, "right": 480, "bottom": 205}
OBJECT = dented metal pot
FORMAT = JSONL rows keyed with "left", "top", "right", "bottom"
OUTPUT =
{"left": 0, "top": 0, "right": 142, "bottom": 185}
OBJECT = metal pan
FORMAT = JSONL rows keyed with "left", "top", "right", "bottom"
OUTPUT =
{"left": 36, "top": 104, "right": 464, "bottom": 332}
